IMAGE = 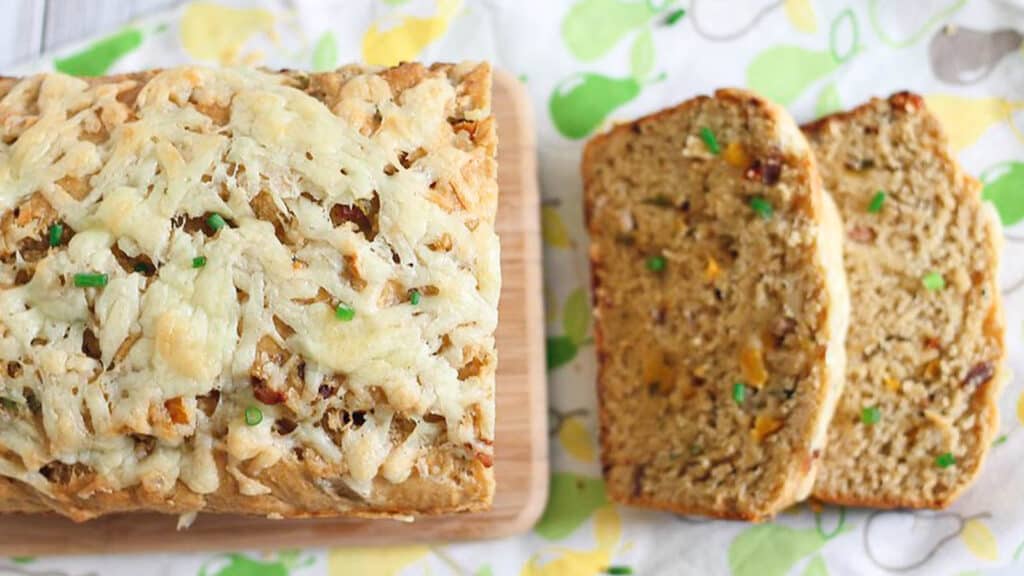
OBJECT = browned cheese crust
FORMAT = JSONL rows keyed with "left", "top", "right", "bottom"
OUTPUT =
{"left": 0, "top": 63, "right": 499, "bottom": 521}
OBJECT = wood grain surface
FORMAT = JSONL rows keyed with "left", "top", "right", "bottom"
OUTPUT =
{"left": 0, "top": 69, "right": 548, "bottom": 556}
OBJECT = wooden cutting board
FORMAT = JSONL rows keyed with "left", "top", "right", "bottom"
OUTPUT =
{"left": 0, "top": 70, "right": 548, "bottom": 555}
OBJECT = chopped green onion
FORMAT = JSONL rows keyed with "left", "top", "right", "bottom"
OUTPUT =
{"left": 192, "top": 256, "right": 207, "bottom": 268}
{"left": 861, "top": 406, "right": 881, "bottom": 425}
{"left": 867, "top": 191, "right": 887, "bottom": 214}
{"left": 993, "top": 434, "right": 1008, "bottom": 447}
{"left": 732, "top": 382, "right": 746, "bottom": 404}
{"left": 645, "top": 255, "right": 666, "bottom": 272}
{"left": 409, "top": 289, "right": 421, "bottom": 305}
{"left": 335, "top": 305, "right": 355, "bottom": 321}
{"left": 935, "top": 452, "right": 956, "bottom": 468}
{"left": 73, "top": 273, "right": 108, "bottom": 288}
{"left": 605, "top": 567, "right": 634, "bottom": 576}
{"left": 749, "top": 196, "right": 774, "bottom": 219}
{"left": 48, "top": 224, "right": 63, "bottom": 247}
{"left": 207, "top": 213, "right": 227, "bottom": 232}
{"left": 664, "top": 8, "right": 686, "bottom": 26}
{"left": 244, "top": 406, "right": 263, "bottom": 426}
{"left": 699, "top": 127, "right": 720, "bottom": 155}
{"left": 922, "top": 272, "right": 946, "bottom": 291}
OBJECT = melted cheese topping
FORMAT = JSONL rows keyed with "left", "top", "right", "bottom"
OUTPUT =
{"left": 0, "top": 66, "right": 498, "bottom": 507}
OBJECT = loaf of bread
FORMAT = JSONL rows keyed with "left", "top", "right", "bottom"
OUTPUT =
{"left": 584, "top": 89, "right": 849, "bottom": 520}
{"left": 804, "top": 92, "right": 1005, "bottom": 508}
{"left": 0, "top": 63, "right": 499, "bottom": 521}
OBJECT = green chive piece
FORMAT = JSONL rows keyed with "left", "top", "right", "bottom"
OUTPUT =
{"left": 935, "top": 452, "right": 956, "bottom": 468}
{"left": 732, "top": 382, "right": 746, "bottom": 404}
{"left": 409, "top": 289, "right": 421, "bottom": 305}
{"left": 867, "top": 191, "right": 887, "bottom": 214}
{"left": 922, "top": 272, "right": 946, "bottom": 292}
{"left": 861, "top": 406, "right": 881, "bottom": 425}
{"left": 192, "top": 256, "right": 207, "bottom": 268}
{"left": 699, "top": 127, "right": 720, "bottom": 155}
{"left": 207, "top": 213, "right": 227, "bottom": 232}
{"left": 48, "top": 224, "right": 63, "bottom": 247}
{"left": 73, "top": 273, "right": 108, "bottom": 288}
{"left": 605, "top": 567, "right": 634, "bottom": 576}
{"left": 335, "top": 305, "right": 355, "bottom": 321}
{"left": 749, "top": 196, "right": 774, "bottom": 219}
{"left": 244, "top": 406, "right": 263, "bottom": 426}
{"left": 664, "top": 8, "right": 686, "bottom": 25}
{"left": 645, "top": 254, "right": 666, "bottom": 272}
{"left": 993, "top": 434, "right": 1008, "bottom": 447}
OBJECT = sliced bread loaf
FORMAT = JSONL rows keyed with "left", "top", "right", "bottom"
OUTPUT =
{"left": 804, "top": 92, "right": 1006, "bottom": 508}
{"left": 583, "top": 89, "right": 849, "bottom": 520}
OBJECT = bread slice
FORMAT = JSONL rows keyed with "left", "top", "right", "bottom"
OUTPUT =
{"left": 803, "top": 93, "right": 1006, "bottom": 508}
{"left": 0, "top": 63, "right": 498, "bottom": 521}
{"left": 583, "top": 89, "right": 849, "bottom": 520}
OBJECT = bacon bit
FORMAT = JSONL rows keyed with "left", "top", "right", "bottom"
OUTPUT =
{"left": 164, "top": 397, "right": 189, "bottom": 425}
{"left": 330, "top": 204, "right": 372, "bottom": 236}
{"left": 884, "top": 377, "right": 901, "bottom": 393}
{"left": 705, "top": 256, "right": 721, "bottom": 283}
{"left": 923, "top": 359, "right": 942, "bottom": 380}
{"left": 475, "top": 451, "right": 494, "bottom": 468}
{"left": 751, "top": 414, "right": 784, "bottom": 442}
{"left": 745, "top": 156, "right": 783, "bottom": 186}
{"left": 962, "top": 362, "right": 995, "bottom": 389}
{"left": 723, "top": 141, "right": 751, "bottom": 169}
{"left": 924, "top": 336, "right": 942, "bottom": 350}
{"left": 848, "top": 225, "right": 876, "bottom": 243}
{"left": 252, "top": 378, "right": 286, "bottom": 405}
{"left": 740, "top": 344, "right": 768, "bottom": 388}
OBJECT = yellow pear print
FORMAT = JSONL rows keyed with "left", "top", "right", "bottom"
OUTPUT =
{"left": 1017, "top": 391, "right": 1024, "bottom": 426}
{"left": 542, "top": 205, "right": 573, "bottom": 249}
{"left": 362, "top": 0, "right": 462, "bottom": 66}
{"left": 559, "top": 416, "right": 596, "bottom": 463}
{"left": 785, "top": 0, "right": 818, "bottom": 33}
{"left": 328, "top": 545, "right": 429, "bottom": 575}
{"left": 925, "top": 95, "right": 1024, "bottom": 152}
{"left": 181, "top": 2, "right": 275, "bottom": 64}
{"left": 961, "top": 518, "right": 999, "bottom": 561}
{"left": 521, "top": 505, "right": 623, "bottom": 576}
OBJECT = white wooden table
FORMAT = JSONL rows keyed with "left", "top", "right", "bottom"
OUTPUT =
{"left": 0, "top": 0, "right": 186, "bottom": 69}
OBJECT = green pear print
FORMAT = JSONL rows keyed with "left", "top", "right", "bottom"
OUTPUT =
{"left": 55, "top": 28, "right": 143, "bottom": 77}
{"left": 747, "top": 9, "right": 859, "bottom": 105}
{"left": 535, "top": 473, "right": 609, "bottom": 540}
{"left": 729, "top": 524, "right": 828, "bottom": 576}
{"left": 550, "top": 73, "right": 642, "bottom": 140}
{"left": 547, "top": 288, "right": 592, "bottom": 370}
{"left": 199, "top": 551, "right": 314, "bottom": 576}
{"left": 981, "top": 162, "right": 1024, "bottom": 226}
{"left": 561, "top": 0, "right": 656, "bottom": 61}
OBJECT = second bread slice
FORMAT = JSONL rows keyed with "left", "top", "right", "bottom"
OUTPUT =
{"left": 804, "top": 93, "right": 1006, "bottom": 508}
{"left": 584, "top": 89, "right": 849, "bottom": 520}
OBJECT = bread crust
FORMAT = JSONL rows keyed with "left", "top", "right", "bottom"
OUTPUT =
{"left": 0, "top": 62, "right": 497, "bottom": 522}
{"left": 585, "top": 89, "right": 848, "bottom": 521}
{"left": 803, "top": 92, "right": 1006, "bottom": 509}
